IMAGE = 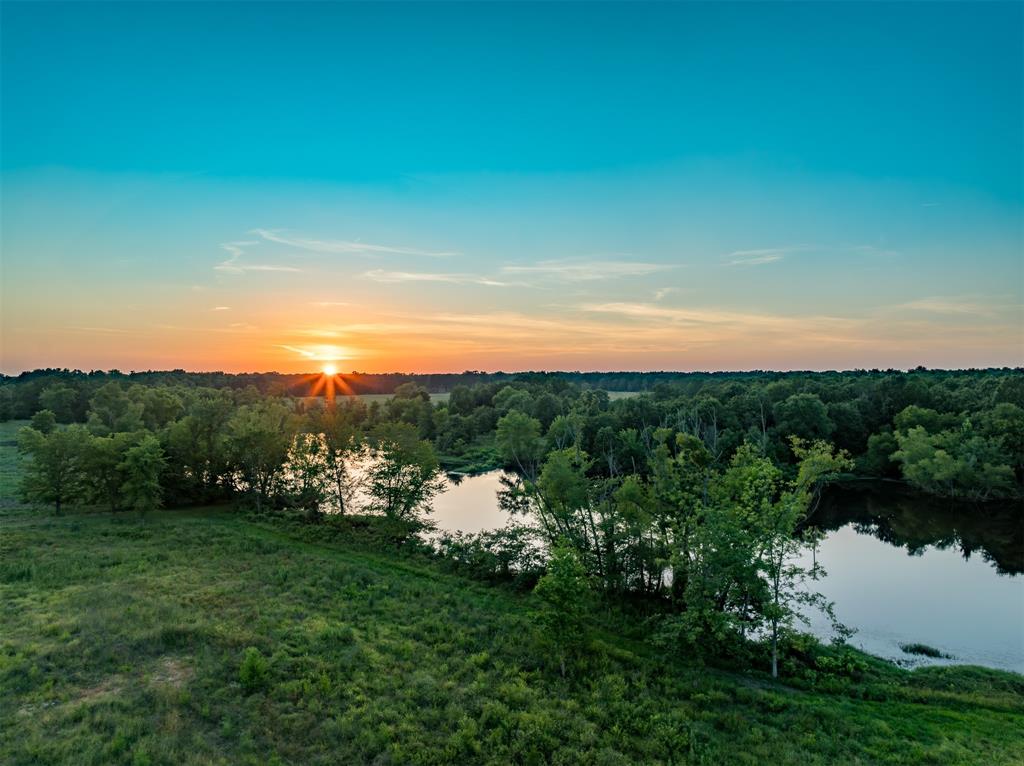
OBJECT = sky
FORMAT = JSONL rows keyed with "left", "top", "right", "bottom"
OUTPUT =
{"left": 1, "top": 1, "right": 1022, "bottom": 374}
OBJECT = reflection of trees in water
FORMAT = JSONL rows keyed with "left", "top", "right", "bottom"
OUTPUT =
{"left": 807, "top": 482, "right": 1023, "bottom": 576}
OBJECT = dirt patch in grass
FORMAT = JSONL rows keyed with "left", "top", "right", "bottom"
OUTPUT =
{"left": 73, "top": 676, "right": 125, "bottom": 704}
{"left": 151, "top": 656, "right": 194, "bottom": 688}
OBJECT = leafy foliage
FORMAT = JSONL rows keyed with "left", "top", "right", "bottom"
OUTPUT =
{"left": 532, "top": 540, "right": 592, "bottom": 677}
{"left": 118, "top": 434, "right": 166, "bottom": 516}
{"left": 363, "top": 423, "right": 446, "bottom": 521}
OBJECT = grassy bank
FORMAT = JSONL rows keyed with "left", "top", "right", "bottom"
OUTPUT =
{"left": 1, "top": 503, "right": 1022, "bottom": 765}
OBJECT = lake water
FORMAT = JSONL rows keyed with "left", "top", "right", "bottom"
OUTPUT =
{"left": 428, "top": 471, "right": 1024, "bottom": 673}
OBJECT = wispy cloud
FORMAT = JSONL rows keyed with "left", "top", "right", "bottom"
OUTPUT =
{"left": 581, "top": 301, "right": 760, "bottom": 326}
{"left": 216, "top": 241, "right": 301, "bottom": 274}
{"left": 579, "top": 301, "right": 855, "bottom": 339}
{"left": 69, "top": 326, "right": 132, "bottom": 335}
{"left": 211, "top": 306, "right": 231, "bottom": 311}
{"left": 725, "top": 246, "right": 808, "bottom": 266}
{"left": 501, "top": 259, "right": 673, "bottom": 281}
{"left": 893, "top": 296, "right": 996, "bottom": 316}
{"left": 276, "top": 343, "right": 353, "bottom": 361}
{"left": 725, "top": 243, "right": 899, "bottom": 265}
{"left": 654, "top": 287, "right": 680, "bottom": 301}
{"left": 363, "top": 269, "right": 512, "bottom": 287}
{"left": 252, "top": 229, "right": 457, "bottom": 258}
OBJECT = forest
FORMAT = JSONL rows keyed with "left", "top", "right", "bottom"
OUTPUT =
{"left": 3, "top": 367, "right": 1022, "bottom": 503}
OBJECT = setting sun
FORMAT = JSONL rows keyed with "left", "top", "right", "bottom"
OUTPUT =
{"left": 321, "top": 363, "right": 338, "bottom": 376}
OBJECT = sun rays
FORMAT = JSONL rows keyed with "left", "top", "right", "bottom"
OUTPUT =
{"left": 305, "top": 366, "right": 356, "bottom": 404}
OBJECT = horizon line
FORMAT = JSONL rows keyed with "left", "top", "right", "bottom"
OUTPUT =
{"left": 3, "top": 365, "right": 1022, "bottom": 379}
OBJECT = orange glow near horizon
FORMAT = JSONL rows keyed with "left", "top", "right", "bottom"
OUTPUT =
{"left": 305, "top": 369, "right": 356, "bottom": 405}
{"left": 3, "top": 299, "right": 1023, "bottom": 376}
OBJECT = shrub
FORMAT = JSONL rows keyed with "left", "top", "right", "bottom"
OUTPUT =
{"left": 900, "top": 642, "right": 952, "bottom": 659}
{"left": 434, "top": 524, "right": 545, "bottom": 589}
{"left": 239, "top": 646, "right": 269, "bottom": 691}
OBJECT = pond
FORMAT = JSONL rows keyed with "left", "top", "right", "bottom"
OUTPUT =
{"left": 428, "top": 471, "right": 1024, "bottom": 673}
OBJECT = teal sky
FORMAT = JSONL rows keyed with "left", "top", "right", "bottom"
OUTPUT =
{"left": 2, "top": 1, "right": 1021, "bottom": 373}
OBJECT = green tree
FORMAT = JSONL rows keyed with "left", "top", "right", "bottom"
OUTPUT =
{"left": 393, "top": 382, "right": 430, "bottom": 401}
{"left": 387, "top": 388, "right": 434, "bottom": 437}
{"left": 754, "top": 439, "right": 852, "bottom": 677}
{"left": 29, "top": 409, "right": 57, "bottom": 434}
{"left": 82, "top": 432, "right": 135, "bottom": 511}
{"left": 17, "top": 425, "right": 90, "bottom": 514}
{"left": 773, "top": 393, "right": 834, "bottom": 442}
{"left": 859, "top": 431, "right": 900, "bottom": 477}
{"left": 163, "top": 392, "right": 234, "bottom": 504}
{"left": 495, "top": 410, "right": 544, "bottom": 477}
{"left": 893, "top": 405, "right": 960, "bottom": 435}
{"left": 977, "top": 402, "right": 1024, "bottom": 477}
{"left": 86, "top": 382, "right": 144, "bottom": 436}
{"left": 611, "top": 474, "right": 660, "bottom": 595}
{"left": 649, "top": 433, "right": 713, "bottom": 605}
{"left": 38, "top": 383, "right": 78, "bottom": 423}
{"left": 532, "top": 392, "right": 563, "bottom": 430}
{"left": 994, "top": 375, "right": 1024, "bottom": 408}
{"left": 134, "top": 386, "right": 183, "bottom": 430}
{"left": 364, "top": 422, "right": 446, "bottom": 521}
{"left": 227, "top": 401, "right": 296, "bottom": 511}
{"left": 893, "top": 424, "right": 1017, "bottom": 500}
{"left": 661, "top": 440, "right": 852, "bottom": 674}
{"left": 532, "top": 540, "right": 592, "bottom": 677}
{"left": 530, "top": 449, "right": 592, "bottom": 550}
{"left": 545, "top": 414, "right": 580, "bottom": 451}
{"left": 307, "top": 405, "right": 363, "bottom": 514}
{"left": 119, "top": 434, "right": 166, "bottom": 516}
{"left": 827, "top": 400, "right": 868, "bottom": 454}
{"left": 285, "top": 432, "right": 333, "bottom": 519}
{"left": 493, "top": 385, "right": 534, "bottom": 415}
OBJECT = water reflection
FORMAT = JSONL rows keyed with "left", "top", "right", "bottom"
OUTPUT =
{"left": 432, "top": 470, "right": 517, "bottom": 534}
{"left": 809, "top": 482, "right": 1024, "bottom": 576}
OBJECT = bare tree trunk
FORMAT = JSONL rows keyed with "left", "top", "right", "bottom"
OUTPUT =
{"left": 335, "top": 463, "right": 346, "bottom": 515}
{"left": 771, "top": 560, "right": 781, "bottom": 678}
{"left": 771, "top": 622, "right": 779, "bottom": 679}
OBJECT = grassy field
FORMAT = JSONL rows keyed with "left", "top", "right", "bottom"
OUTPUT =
{"left": 1, "top": 422, "right": 1022, "bottom": 765}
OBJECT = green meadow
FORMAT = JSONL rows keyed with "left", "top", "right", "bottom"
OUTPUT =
{"left": 1, "top": 420, "right": 1023, "bottom": 765}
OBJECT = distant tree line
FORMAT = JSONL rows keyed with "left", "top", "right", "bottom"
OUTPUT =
{"left": 5, "top": 364, "right": 1020, "bottom": 398}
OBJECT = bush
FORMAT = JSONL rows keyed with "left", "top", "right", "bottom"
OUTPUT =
{"left": 30, "top": 409, "right": 57, "bottom": 435}
{"left": 239, "top": 646, "right": 269, "bottom": 691}
{"left": 900, "top": 642, "right": 952, "bottom": 659}
{"left": 434, "top": 525, "right": 544, "bottom": 589}
{"left": 533, "top": 540, "right": 593, "bottom": 677}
